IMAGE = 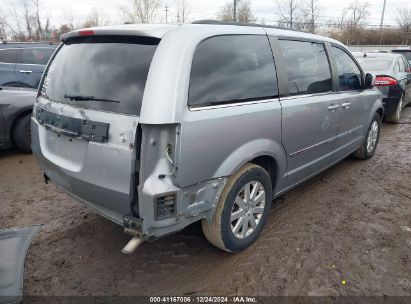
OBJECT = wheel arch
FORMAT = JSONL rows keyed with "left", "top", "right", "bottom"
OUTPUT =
{"left": 364, "top": 98, "right": 384, "bottom": 137}
{"left": 376, "top": 107, "right": 384, "bottom": 120}
{"left": 249, "top": 155, "right": 279, "bottom": 192}
{"left": 213, "top": 138, "right": 287, "bottom": 194}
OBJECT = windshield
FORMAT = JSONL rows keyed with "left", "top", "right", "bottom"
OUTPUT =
{"left": 41, "top": 36, "right": 159, "bottom": 115}
{"left": 392, "top": 50, "right": 411, "bottom": 61}
{"left": 355, "top": 57, "right": 393, "bottom": 71}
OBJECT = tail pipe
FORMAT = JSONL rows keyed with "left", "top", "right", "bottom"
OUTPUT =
{"left": 121, "top": 236, "right": 144, "bottom": 255}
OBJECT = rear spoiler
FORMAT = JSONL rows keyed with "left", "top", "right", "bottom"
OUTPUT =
{"left": 61, "top": 24, "right": 178, "bottom": 42}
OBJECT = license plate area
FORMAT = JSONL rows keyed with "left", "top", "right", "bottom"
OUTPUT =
{"left": 36, "top": 107, "right": 109, "bottom": 143}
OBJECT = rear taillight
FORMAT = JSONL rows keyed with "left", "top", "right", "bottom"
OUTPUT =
{"left": 374, "top": 76, "right": 398, "bottom": 86}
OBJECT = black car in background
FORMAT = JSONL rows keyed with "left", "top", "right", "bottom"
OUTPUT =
{"left": 0, "top": 87, "right": 37, "bottom": 152}
{"left": 353, "top": 52, "right": 411, "bottom": 123}
{"left": 0, "top": 42, "right": 57, "bottom": 89}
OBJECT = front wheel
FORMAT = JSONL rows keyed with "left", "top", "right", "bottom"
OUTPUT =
{"left": 353, "top": 113, "right": 381, "bottom": 160}
{"left": 202, "top": 163, "right": 272, "bottom": 253}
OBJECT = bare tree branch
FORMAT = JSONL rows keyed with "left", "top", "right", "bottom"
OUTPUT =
{"left": 175, "top": 0, "right": 190, "bottom": 23}
{"left": 8, "top": 0, "right": 51, "bottom": 41}
{"left": 395, "top": 6, "right": 411, "bottom": 44}
{"left": 276, "top": 0, "right": 303, "bottom": 29}
{"left": 120, "top": 0, "right": 162, "bottom": 24}
{"left": 0, "top": 9, "right": 8, "bottom": 40}
{"left": 217, "top": 0, "right": 255, "bottom": 23}
{"left": 346, "top": 0, "right": 369, "bottom": 29}
{"left": 301, "top": 0, "right": 321, "bottom": 33}
{"left": 83, "top": 7, "right": 111, "bottom": 28}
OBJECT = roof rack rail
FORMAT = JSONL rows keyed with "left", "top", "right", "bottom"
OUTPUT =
{"left": 192, "top": 19, "right": 288, "bottom": 30}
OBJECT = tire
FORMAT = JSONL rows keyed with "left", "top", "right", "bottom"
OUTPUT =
{"left": 12, "top": 114, "right": 32, "bottom": 153}
{"left": 353, "top": 113, "right": 381, "bottom": 160}
{"left": 385, "top": 95, "right": 403, "bottom": 123}
{"left": 202, "top": 163, "right": 273, "bottom": 253}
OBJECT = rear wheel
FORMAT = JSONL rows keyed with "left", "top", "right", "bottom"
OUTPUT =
{"left": 202, "top": 163, "right": 272, "bottom": 252}
{"left": 12, "top": 114, "right": 32, "bottom": 153}
{"left": 353, "top": 113, "right": 381, "bottom": 160}
{"left": 385, "top": 95, "right": 403, "bottom": 123}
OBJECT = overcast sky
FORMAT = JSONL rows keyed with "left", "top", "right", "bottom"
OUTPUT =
{"left": 1, "top": 0, "right": 409, "bottom": 28}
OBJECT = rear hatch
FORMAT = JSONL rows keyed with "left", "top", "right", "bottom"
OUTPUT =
{"left": 31, "top": 35, "right": 159, "bottom": 224}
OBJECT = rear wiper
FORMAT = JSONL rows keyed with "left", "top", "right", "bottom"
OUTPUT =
{"left": 64, "top": 94, "right": 121, "bottom": 103}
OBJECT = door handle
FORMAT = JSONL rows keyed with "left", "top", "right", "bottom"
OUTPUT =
{"left": 341, "top": 102, "right": 351, "bottom": 109}
{"left": 328, "top": 104, "right": 340, "bottom": 111}
{"left": 19, "top": 70, "right": 32, "bottom": 74}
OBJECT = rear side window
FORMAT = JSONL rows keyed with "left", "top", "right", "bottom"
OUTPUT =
{"left": 19, "top": 48, "right": 55, "bottom": 65}
{"left": 392, "top": 50, "right": 411, "bottom": 61}
{"left": 42, "top": 36, "right": 159, "bottom": 115}
{"left": 0, "top": 49, "right": 18, "bottom": 63}
{"left": 402, "top": 57, "right": 410, "bottom": 71}
{"left": 398, "top": 57, "right": 407, "bottom": 72}
{"left": 189, "top": 35, "right": 278, "bottom": 107}
{"left": 393, "top": 61, "right": 400, "bottom": 73}
{"left": 331, "top": 47, "right": 362, "bottom": 91}
{"left": 279, "top": 40, "right": 332, "bottom": 96}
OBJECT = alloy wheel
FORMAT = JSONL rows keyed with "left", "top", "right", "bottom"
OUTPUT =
{"left": 366, "top": 121, "right": 379, "bottom": 153}
{"left": 230, "top": 181, "right": 266, "bottom": 239}
{"left": 395, "top": 97, "right": 403, "bottom": 122}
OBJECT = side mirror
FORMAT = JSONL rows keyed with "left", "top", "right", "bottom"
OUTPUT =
{"left": 365, "top": 73, "right": 375, "bottom": 89}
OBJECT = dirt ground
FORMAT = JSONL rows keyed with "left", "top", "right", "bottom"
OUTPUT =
{"left": 1, "top": 108, "right": 411, "bottom": 297}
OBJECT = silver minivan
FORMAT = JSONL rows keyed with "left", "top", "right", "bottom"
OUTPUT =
{"left": 32, "top": 21, "right": 383, "bottom": 253}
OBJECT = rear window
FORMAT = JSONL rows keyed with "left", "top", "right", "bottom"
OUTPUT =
{"left": 41, "top": 36, "right": 159, "bottom": 115}
{"left": 392, "top": 50, "right": 411, "bottom": 61}
{"left": 355, "top": 57, "right": 393, "bottom": 71}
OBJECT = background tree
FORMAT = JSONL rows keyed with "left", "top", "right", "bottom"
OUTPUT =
{"left": 175, "top": 0, "right": 190, "bottom": 23}
{"left": 217, "top": 0, "right": 255, "bottom": 23}
{"left": 9, "top": 0, "right": 50, "bottom": 41}
{"left": 62, "top": 8, "right": 77, "bottom": 32}
{"left": 0, "top": 9, "right": 8, "bottom": 40}
{"left": 345, "top": 0, "right": 369, "bottom": 44}
{"left": 121, "top": 0, "right": 162, "bottom": 24}
{"left": 345, "top": 0, "right": 369, "bottom": 29}
{"left": 19, "top": 0, "right": 35, "bottom": 39}
{"left": 301, "top": 0, "right": 321, "bottom": 33}
{"left": 276, "top": 0, "right": 303, "bottom": 29}
{"left": 395, "top": 6, "right": 411, "bottom": 44}
{"left": 83, "top": 7, "right": 111, "bottom": 28}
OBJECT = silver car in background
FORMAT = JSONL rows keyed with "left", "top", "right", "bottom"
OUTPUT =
{"left": 31, "top": 22, "right": 383, "bottom": 253}
{"left": 353, "top": 52, "right": 411, "bottom": 123}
